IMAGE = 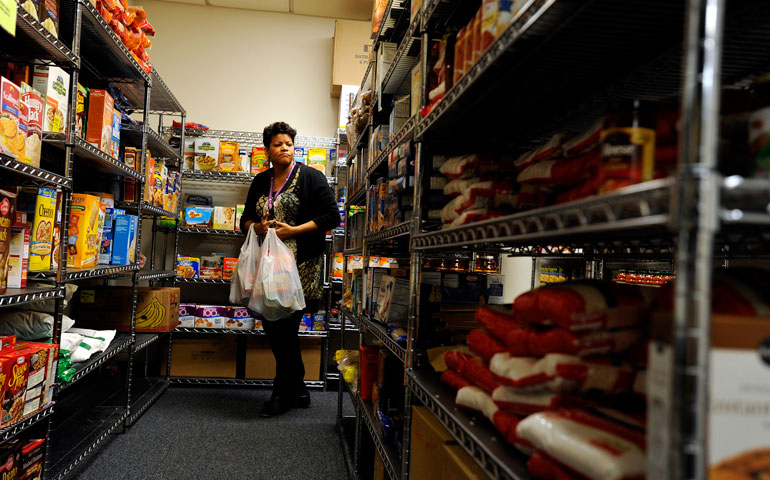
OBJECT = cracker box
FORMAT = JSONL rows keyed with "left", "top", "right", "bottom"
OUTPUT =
{"left": 66, "top": 193, "right": 101, "bottom": 268}
{"left": 179, "top": 303, "right": 196, "bottom": 327}
{"left": 110, "top": 110, "right": 121, "bottom": 159}
{"left": 195, "top": 305, "right": 226, "bottom": 328}
{"left": 307, "top": 148, "right": 327, "bottom": 173}
{"left": 194, "top": 138, "right": 218, "bottom": 171}
{"left": 6, "top": 228, "right": 29, "bottom": 289}
{"left": 40, "top": 0, "right": 59, "bottom": 37}
{"left": 212, "top": 207, "right": 235, "bottom": 230}
{"left": 21, "top": 83, "right": 43, "bottom": 167}
{"left": 251, "top": 147, "right": 268, "bottom": 174}
{"left": 85, "top": 89, "right": 114, "bottom": 153}
{"left": 184, "top": 207, "right": 213, "bottom": 228}
{"left": 225, "top": 307, "right": 254, "bottom": 330}
{"left": 176, "top": 257, "right": 199, "bottom": 279}
{"left": 218, "top": 141, "right": 239, "bottom": 171}
{"left": 0, "top": 350, "right": 30, "bottom": 427}
{"left": 110, "top": 214, "right": 137, "bottom": 266}
{"left": 223, "top": 258, "right": 238, "bottom": 281}
{"left": 199, "top": 256, "right": 222, "bottom": 279}
{"left": 28, "top": 187, "right": 56, "bottom": 271}
{"left": 75, "top": 83, "right": 87, "bottom": 138}
{"left": 31, "top": 66, "right": 69, "bottom": 134}
{"left": 235, "top": 204, "right": 245, "bottom": 231}
{"left": 0, "top": 77, "right": 24, "bottom": 159}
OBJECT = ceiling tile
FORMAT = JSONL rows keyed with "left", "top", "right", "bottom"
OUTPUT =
{"left": 293, "top": 0, "right": 371, "bottom": 20}
{"left": 207, "top": 0, "right": 290, "bottom": 11}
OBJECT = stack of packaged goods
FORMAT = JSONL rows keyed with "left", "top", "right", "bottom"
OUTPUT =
{"left": 178, "top": 303, "right": 257, "bottom": 330}
{"left": 346, "top": 90, "right": 373, "bottom": 149}
{"left": 0, "top": 436, "right": 47, "bottom": 480}
{"left": 94, "top": 2, "right": 157, "bottom": 74}
{"left": 0, "top": 336, "right": 58, "bottom": 424}
{"left": 367, "top": 140, "right": 416, "bottom": 231}
{"left": 437, "top": 280, "right": 652, "bottom": 480}
{"left": 175, "top": 253, "right": 238, "bottom": 280}
{"left": 335, "top": 349, "right": 359, "bottom": 392}
{"left": 181, "top": 193, "right": 244, "bottom": 232}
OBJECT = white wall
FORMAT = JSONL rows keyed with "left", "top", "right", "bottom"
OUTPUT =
{"left": 136, "top": 1, "right": 339, "bottom": 137}
{"left": 499, "top": 257, "right": 534, "bottom": 303}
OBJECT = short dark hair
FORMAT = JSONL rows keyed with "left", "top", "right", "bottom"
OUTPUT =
{"left": 263, "top": 122, "right": 297, "bottom": 147}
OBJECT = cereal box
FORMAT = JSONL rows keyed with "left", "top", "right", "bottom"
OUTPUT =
{"left": 153, "top": 163, "right": 165, "bottom": 207}
{"left": 176, "top": 257, "right": 199, "bottom": 279}
{"left": 0, "top": 77, "right": 24, "bottom": 160}
{"left": 93, "top": 196, "right": 112, "bottom": 262}
{"left": 6, "top": 228, "right": 29, "bottom": 289}
{"left": 0, "top": 188, "right": 17, "bottom": 295}
{"left": 235, "top": 204, "right": 245, "bottom": 232}
{"left": 99, "top": 207, "right": 123, "bottom": 265}
{"left": 251, "top": 147, "right": 268, "bottom": 174}
{"left": 226, "top": 307, "right": 254, "bottom": 330}
{"left": 110, "top": 214, "right": 137, "bottom": 266}
{"left": 179, "top": 303, "right": 195, "bottom": 327}
{"left": 194, "top": 138, "right": 218, "bottom": 171}
{"left": 183, "top": 138, "right": 195, "bottom": 171}
{"left": 75, "top": 83, "right": 87, "bottom": 138}
{"left": 31, "top": 66, "right": 69, "bottom": 134}
{"left": 110, "top": 110, "right": 121, "bottom": 160}
{"left": 184, "top": 206, "right": 213, "bottom": 228}
{"left": 28, "top": 187, "right": 55, "bottom": 271}
{"left": 195, "top": 305, "right": 226, "bottom": 328}
{"left": 218, "top": 141, "right": 239, "bottom": 172}
{"left": 0, "top": 350, "right": 30, "bottom": 427}
{"left": 223, "top": 258, "right": 237, "bottom": 281}
{"left": 293, "top": 146, "right": 306, "bottom": 164}
{"left": 85, "top": 89, "right": 114, "bottom": 153}
{"left": 307, "top": 148, "right": 327, "bottom": 173}
{"left": 212, "top": 206, "right": 235, "bottom": 230}
{"left": 21, "top": 83, "right": 43, "bottom": 167}
{"left": 66, "top": 193, "right": 101, "bottom": 268}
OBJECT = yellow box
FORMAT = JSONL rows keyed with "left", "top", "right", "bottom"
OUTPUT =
{"left": 28, "top": 187, "right": 56, "bottom": 271}
{"left": 66, "top": 193, "right": 101, "bottom": 268}
{"left": 213, "top": 207, "right": 235, "bottom": 230}
{"left": 218, "top": 141, "right": 240, "bottom": 172}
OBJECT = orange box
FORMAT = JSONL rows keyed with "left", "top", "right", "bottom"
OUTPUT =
{"left": 222, "top": 258, "right": 237, "bottom": 281}
{"left": 143, "top": 154, "right": 155, "bottom": 203}
{"left": 66, "top": 193, "right": 101, "bottom": 268}
{"left": 85, "top": 90, "right": 114, "bottom": 154}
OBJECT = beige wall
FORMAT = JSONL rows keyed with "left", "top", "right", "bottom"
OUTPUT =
{"left": 136, "top": 1, "right": 339, "bottom": 137}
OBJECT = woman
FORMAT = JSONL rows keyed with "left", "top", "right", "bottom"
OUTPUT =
{"left": 240, "top": 121, "right": 340, "bottom": 417}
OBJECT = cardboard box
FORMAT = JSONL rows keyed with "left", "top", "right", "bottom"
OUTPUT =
{"left": 184, "top": 206, "right": 213, "bottom": 228}
{"left": 20, "top": 438, "right": 45, "bottom": 480}
{"left": 251, "top": 147, "right": 268, "bottom": 174}
{"left": 194, "top": 138, "right": 218, "bottom": 171}
{"left": 31, "top": 66, "right": 69, "bottom": 134}
{"left": 223, "top": 258, "right": 237, "bottom": 281}
{"left": 225, "top": 306, "right": 253, "bottom": 330}
{"left": 0, "top": 350, "right": 30, "bottom": 427}
{"left": 66, "top": 193, "right": 101, "bottom": 268}
{"left": 212, "top": 207, "right": 235, "bottom": 230}
{"left": 331, "top": 19, "right": 372, "bottom": 97}
{"left": 245, "top": 338, "right": 321, "bottom": 381}
{"left": 75, "top": 83, "right": 87, "bottom": 138}
{"left": 20, "top": 83, "right": 43, "bottom": 167}
{"left": 85, "top": 89, "right": 114, "bottom": 153}
{"left": 124, "top": 147, "right": 138, "bottom": 170}
{"left": 110, "top": 110, "right": 121, "bottom": 159}
{"left": 182, "top": 138, "right": 195, "bottom": 170}
{"left": 6, "top": 228, "right": 29, "bottom": 289}
{"left": 0, "top": 77, "right": 23, "bottom": 160}
{"left": 179, "top": 303, "right": 195, "bottom": 327}
{"left": 235, "top": 205, "right": 245, "bottom": 232}
{"left": 195, "top": 305, "right": 226, "bottom": 328}
{"left": 374, "top": 451, "right": 385, "bottom": 480}
{"left": 110, "top": 214, "right": 137, "bottom": 266}
{"left": 176, "top": 256, "right": 199, "bottom": 279}
{"left": 169, "top": 337, "right": 237, "bottom": 378}
{"left": 28, "top": 186, "right": 56, "bottom": 271}
{"left": 409, "top": 406, "right": 457, "bottom": 480}
{"left": 22, "top": 342, "right": 57, "bottom": 411}
{"left": 77, "top": 287, "right": 180, "bottom": 332}
{"left": 442, "top": 445, "right": 487, "bottom": 480}
{"left": 98, "top": 207, "right": 122, "bottom": 265}
{"left": 218, "top": 141, "right": 239, "bottom": 171}
{"left": 143, "top": 153, "right": 154, "bottom": 203}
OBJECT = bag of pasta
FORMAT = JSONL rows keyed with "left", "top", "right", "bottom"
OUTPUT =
{"left": 248, "top": 228, "right": 305, "bottom": 320}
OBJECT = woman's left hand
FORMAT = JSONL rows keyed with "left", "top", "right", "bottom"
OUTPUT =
{"left": 271, "top": 221, "right": 297, "bottom": 241}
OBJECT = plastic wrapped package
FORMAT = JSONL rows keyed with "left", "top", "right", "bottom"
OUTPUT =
{"left": 109, "top": 18, "right": 126, "bottom": 39}
{"left": 516, "top": 148, "right": 601, "bottom": 186}
{"left": 447, "top": 208, "right": 507, "bottom": 228}
{"left": 515, "top": 134, "right": 566, "bottom": 171}
{"left": 439, "top": 154, "right": 478, "bottom": 179}
{"left": 554, "top": 177, "right": 600, "bottom": 204}
{"left": 249, "top": 228, "right": 306, "bottom": 321}
{"left": 123, "top": 26, "right": 142, "bottom": 50}
{"left": 443, "top": 177, "right": 479, "bottom": 197}
{"left": 67, "top": 328, "right": 117, "bottom": 363}
{"left": 516, "top": 410, "right": 646, "bottom": 480}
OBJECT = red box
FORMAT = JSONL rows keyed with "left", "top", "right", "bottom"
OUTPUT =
{"left": 359, "top": 345, "right": 380, "bottom": 401}
{"left": 0, "top": 350, "right": 30, "bottom": 427}
{"left": 20, "top": 438, "right": 45, "bottom": 479}
{"left": 223, "top": 258, "right": 237, "bottom": 281}
{"left": 20, "top": 342, "right": 57, "bottom": 412}
{"left": 0, "top": 336, "right": 16, "bottom": 352}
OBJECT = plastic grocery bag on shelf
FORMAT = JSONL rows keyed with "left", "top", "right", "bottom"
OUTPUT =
{"left": 230, "top": 226, "right": 260, "bottom": 305}
{"left": 248, "top": 228, "right": 305, "bottom": 321}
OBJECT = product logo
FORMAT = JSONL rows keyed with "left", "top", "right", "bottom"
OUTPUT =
{"left": 0, "top": 198, "right": 9, "bottom": 216}
{"left": 53, "top": 76, "right": 66, "bottom": 97}
{"left": 760, "top": 337, "right": 770, "bottom": 367}
{"left": 602, "top": 143, "right": 637, "bottom": 157}
{"left": 8, "top": 362, "right": 27, "bottom": 390}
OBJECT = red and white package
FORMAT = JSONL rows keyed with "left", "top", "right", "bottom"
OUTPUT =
{"left": 489, "top": 352, "right": 635, "bottom": 394}
{"left": 444, "top": 351, "right": 500, "bottom": 394}
{"left": 527, "top": 452, "right": 583, "bottom": 480}
{"left": 512, "top": 281, "right": 649, "bottom": 332}
{"left": 516, "top": 410, "right": 646, "bottom": 480}
{"left": 515, "top": 134, "right": 565, "bottom": 171}
{"left": 447, "top": 208, "right": 508, "bottom": 228}
{"left": 441, "top": 369, "right": 472, "bottom": 390}
{"left": 468, "top": 179, "right": 516, "bottom": 197}
{"left": 443, "top": 177, "right": 479, "bottom": 197}
{"left": 494, "top": 192, "right": 519, "bottom": 210}
{"left": 439, "top": 195, "right": 467, "bottom": 223}
{"left": 440, "top": 154, "right": 478, "bottom": 179}
{"left": 562, "top": 119, "right": 603, "bottom": 156}
{"left": 555, "top": 176, "right": 600, "bottom": 205}
{"left": 517, "top": 149, "right": 600, "bottom": 187}
{"left": 515, "top": 184, "right": 549, "bottom": 210}
{"left": 492, "top": 387, "right": 580, "bottom": 416}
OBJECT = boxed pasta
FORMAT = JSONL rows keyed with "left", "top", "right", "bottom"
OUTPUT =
{"left": 218, "top": 141, "right": 239, "bottom": 171}
{"left": 66, "top": 193, "right": 101, "bottom": 268}
{"left": 251, "top": 147, "right": 268, "bottom": 174}
{"left": 85, "top": 89, "right": 114, "bottom": 153}
{"left": 0, "top": 77, "right": 24, "bottom": 160}
{"left": 31, "top": 66, "right": 69, "bottom": 134}
{"left": 28, "top": 187, "right": 56, "bottom": 271}
{"left": 194, "top": 138, "right": 218, "bottom": 171}
{"left": 212, "top": 206, "right": 235, "bottom": 230}
{"left": 21, "top": 83, "right": 43, "bottom": 167}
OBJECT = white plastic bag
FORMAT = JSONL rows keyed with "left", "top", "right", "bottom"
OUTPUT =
{"left": 230, "top": 226, "right": 260, "bottom": 305}
{"left": 67, "top": 328, "right": 117, "bottom": 363}
{"left": 248, "top": 228, "right": 305, "bottom": 320}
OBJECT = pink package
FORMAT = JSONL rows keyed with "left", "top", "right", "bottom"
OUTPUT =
{"left": 195, "top": 305, "right": 226, "bottom": 328}
{"left": 225, "top": 306, "right": 254, "bottom": 330}
{"left": 179, "top": 303, "right": 195, "bottom": 327}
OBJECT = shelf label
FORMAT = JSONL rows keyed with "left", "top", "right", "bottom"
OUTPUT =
{"left": 81, "top": 289, "right": 95, "bottom": 304}
{"left": 0, "top": 0, "right": 16, "bottom": 37}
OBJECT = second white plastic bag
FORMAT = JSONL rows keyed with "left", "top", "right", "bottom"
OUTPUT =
{"left": 248, "top": 228, "right": 305, "bottom": 320}
{"left": 230, "top": 226, "right": 260, "bottom": 305}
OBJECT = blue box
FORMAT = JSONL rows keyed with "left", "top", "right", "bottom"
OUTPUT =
{"left": 111, "top": 214, "right": 138, "bottom": 265}
{"left": 293, "top": 147, "right": 306, "bottom": 164}
{"left": 99, "top": 208, "right": 125, "bottom": 265}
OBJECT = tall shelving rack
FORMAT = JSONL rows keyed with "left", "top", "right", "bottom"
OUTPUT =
{"left": 336, "top": 0, "right": 770, "bottom": 479}
{"left": 1, "top": 1, "right": 185, "bottom": 478}
{"left": 164, "top": 128, "right": 340, "bottom": 389}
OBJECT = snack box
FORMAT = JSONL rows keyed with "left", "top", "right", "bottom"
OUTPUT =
{"left": 307, "top": 148, "right": 327, "bottom": 173}
{"left": 176, "top": 256, "right": 199, "bottom": 279}
{"left": 300, "top": 313, "right": 312, "bottom": 332}
{"left": 99, "top": 207, "right": 124, "bottom": 265}
{"left": 212, "top": 206, "right": 235, "bottom": 230}
{"left": 251, "top": 147, "right": 268, "bottom": 174}
{"left": 199, "top": 255, "right": 222, "bottom": 280}
{"left": 218, "top": 141, "right": 239, "bottom": 171}
{"left": 110, "top": 214, "right": 138, "bottom": 266}
{"left": 179, "top": 303, "right": 196, "bottom": 327}
{"left": 184, "top": 206, "right": 213, "bottom": 228}
{"left": 0, "top": 77, "right": 23, "bottom": 160}
{"left": 235, "top": 204, "right": 245, "bottom": 232}
{"left": 21, "top": 83, "right": 43, "bottom": 167}
{"left": 313, "top": 311, "right": 326, "bottom": 331}
{"left": 0, "top": 350, "right": 29, "bottom": 427}
{"left": 225, "top": 307, "right": 254, "bottom": 330}
{"left": 28, "top": 187, "right": 56, "bottom": 271}
{"left": 124, "top": 147, "right": 138, "bottom": 170}
{"left": 75, "top": 83, "right": 87, "bottom": 138}
{"left": 6, "top": 228, "right": 29, "bottom": 289}
{"left": 223, "top": 258, "right": 237, "bottom": 281}
{"left": 194, "top": 138, "right": 218, "bottom": 171}
{"left": 85, "top": 89, "right": 114, "bottom": 153}
{"left": 20, "top": 438, "right": 45, "bottom": 480}
{"left": 195, "top": 305, "right": 226, "bottom": 328}
{"left": 31, "top": 66, "right": 69, "bottom": 134}
{"left": 110, "top": 110, "right": 121, "bottom": 160}
{"left": 66, "top": 193, "right": 101, "bottom": 268}
{"left": 40, "top": 0, "right": 58, "bottom": 37}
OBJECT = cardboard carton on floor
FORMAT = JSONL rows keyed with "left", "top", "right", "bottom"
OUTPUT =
{"left": 168, "top": 337, "right": 237, "bottom": 378}
{"left": 441, "top": 445, "right": 487, "bottom": 480}
{"left": 409, "top": 406, "right": 458, "bottom": 480}
{"left": 245, "top": 337, "right": 321, "bottom": 381}
{"left": 76, "top": 287, "right": 180, "bottom": 332}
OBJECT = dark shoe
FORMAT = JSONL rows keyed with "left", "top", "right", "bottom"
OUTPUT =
{"left": 260, "top": 398, "right": 292, "bottom": 417}
{"left": 293, "top": 391, "right": 311, "bottom": 408}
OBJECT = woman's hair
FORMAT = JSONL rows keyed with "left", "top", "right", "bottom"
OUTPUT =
{"left": 263, "top": 121, "right": 297, "bottom": 147}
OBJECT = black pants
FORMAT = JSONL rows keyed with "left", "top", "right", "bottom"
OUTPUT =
{"left": 262, "top": 300, "right": 318, "bottom": 399}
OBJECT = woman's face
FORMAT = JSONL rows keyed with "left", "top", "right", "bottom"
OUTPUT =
{"left": 268, "top": 134, "right": 294, "bottom": 168}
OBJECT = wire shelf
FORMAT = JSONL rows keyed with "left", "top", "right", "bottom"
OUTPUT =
{"left": 173, "top": 327, "right": 327, "bottom": 338}
{"left": 169, "top": 378, "right": 325, "bottom": 388}
{"left": 55, "top": 334, "right": 133, "bottom": 394}
{"left": 181, "top": 170, "right": 254, "bottom": 184}
{"left": 137, "top": 270, "right": 176, "bottom": 281}
{"left": 0, "top": 286, "right": 64, "bottom": 308}
{"left": 360, "top": 399, "right": 402, "bottom": 480}
{"left": 0, "top": 154, "right": 71, "bottom": 188}
{"left": 178, "top": 227, "right": 241, "bottom": 237}
{"left": 365, "top": 221, "right": 411, "bottom": 244}
{"left": 126, "top": 378, "right": 169, "bottom": 426}
{"left": 381, "top": 16, "right": 422, "bottom": 95}
{"left": 175, "top": 277, "right": 231, "bottom": 284}
{"left": 0, "top": 404, "right": 54, "bottom": 443}
{"left": 360, "top": 314, "right": 406, "bottom": 364}
{"left": 148, "top": 68, "right": 185, "bottom": 115}
{"left": 11, "top": 4, "right": 78, "bottom": 66}
{"left": 367, "top": 116, "right": 417, "bottom": 178}
{"left": 134, "top": 333, "right": 166, "bottom": 352}
{"left": 43, "top": 133, "right": 144, "bottom": 181}
{"left": 120, "top": 124, "right": 182, "bottom": 162}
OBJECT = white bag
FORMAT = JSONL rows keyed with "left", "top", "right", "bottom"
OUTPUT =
{"left": 230, "top": 226, "right": 260, "bottom": 305}
{"left": 248, "top": 228, "right": 305, "bottom": 321}
{"left": 67, "top": 328, "right": 117, "bottom": 363}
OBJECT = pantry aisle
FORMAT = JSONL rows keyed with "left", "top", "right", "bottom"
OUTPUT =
{"left": 74, "top": 389, "right": 347, "bottom": 479}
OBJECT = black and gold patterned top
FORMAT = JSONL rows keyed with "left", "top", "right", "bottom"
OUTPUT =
{"left": 240, "top": 163, "right": 340, "bottom": 301}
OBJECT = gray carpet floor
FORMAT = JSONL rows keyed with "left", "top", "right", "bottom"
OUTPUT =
{"left": 75, "top": 387, "right": 348, "bottom": 480}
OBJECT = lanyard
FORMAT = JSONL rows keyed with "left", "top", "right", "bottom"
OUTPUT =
{"left": 268, "top": 162, "right": 296, "bottom": 211}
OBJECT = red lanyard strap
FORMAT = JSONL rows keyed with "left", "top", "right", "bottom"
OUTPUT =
{"left": 268, "top": 162, "right": 296, "bottom": 211}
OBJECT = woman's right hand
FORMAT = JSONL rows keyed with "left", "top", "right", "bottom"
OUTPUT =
{"left": 251, "top": 213, "right": 271, "bottom": 235}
